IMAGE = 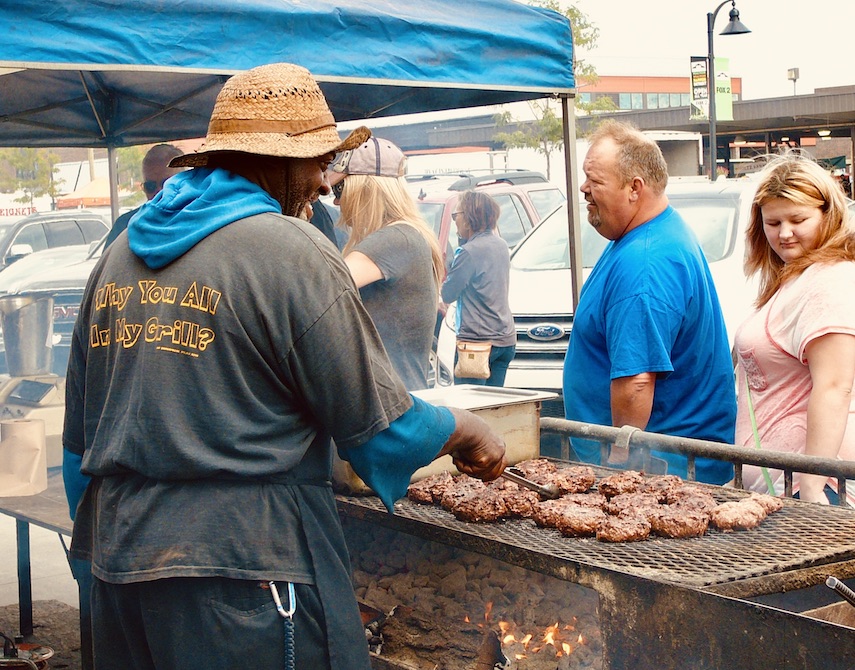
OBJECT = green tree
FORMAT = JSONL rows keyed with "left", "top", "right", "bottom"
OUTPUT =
{"left": 535, "top": 0, "right": 615, "bottom": 112}
{"left": 116, "top": 145, "right": 148, "bottom": 207}
{"left": 530, "top": 0, "right": 600, "bottom": 84}
{"left": 493, "top": 2, "right": 610, "bottom": 179}
{"left": 0, "top": 148, "right": 64, "bottom": 207}
{"left": 494, "top": 102, "right": 564, "bottom": 180}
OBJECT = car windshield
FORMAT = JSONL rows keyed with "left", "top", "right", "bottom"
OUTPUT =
{"left": 415, "top": 201, "right": 445, "bottom": 239}
{"left": 667, "top": 192, "right": 740, "bottom": 262}
{"left": 527, "top": 188, "right": 566, "bottom": 220}
{"left": 511, "top": 192, "right": 742, "bottom": 271}
{"left": 511, "top": 203, "right": 603, "bottom": 271}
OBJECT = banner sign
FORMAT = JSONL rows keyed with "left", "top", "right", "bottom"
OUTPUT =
{"left": 714, "top": 57, "right": 734, "bottom": 122}
{"left": 690, "top": 56, "right": 708, "bottom": 121}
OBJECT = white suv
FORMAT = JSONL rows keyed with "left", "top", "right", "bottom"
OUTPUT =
{"left": 437, "top": 178, "right": 761, "bottom": 401}
{"left": 408, "top": 171, "right": 565, "bottom": 266}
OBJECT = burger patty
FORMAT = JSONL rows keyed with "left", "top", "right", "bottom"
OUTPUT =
{"left": 603, "top": 492, "right": 662, "bottom": 517}
{"left": 597, "top": 470, "right": 645, "bottom": 498}
{"left": 556, "top": 506, "right": 608, "bottom": 537}
{"left": 638, "top": 475, "right": 686, "bottom": 503}
{"left": 596, "top": 514, "right": 651, "bottom": 543}
{"left": 649, "top": 508, "right": 710, "bottom": 538}
{"left": 489, "top": 479, "right": 541, "bottom": 518}
{"left": 531, "top": 497, "right": 591, "bottom": 528}
{"left": 562, "top": 492, "right": 608, "bottom": 509}
{"left": 748, "top": 492, "right": 785, "bottom": 513}
{"left": 553, "top": 466, "right": 597, "bottom": 494}
{"left": 451, "top": 486, "right": 509, "bottom": 523}
{"left": 407, "top": 471, "right": 456, "bottom": 504}
{"left": 710, "top": 499, "right": 768, "bottom": 531}
{"left": 439, "top": 475, "right": 486, "bottom": 511}
{"left": 668, "top": 488, "right": 719, "bottom": 515}
{"left": 514, "top": 458, "right": 557, "bottom": 480}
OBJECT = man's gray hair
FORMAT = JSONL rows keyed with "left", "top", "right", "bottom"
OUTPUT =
{"left": 588, "top": 119, "right": 669, "bottom": 193}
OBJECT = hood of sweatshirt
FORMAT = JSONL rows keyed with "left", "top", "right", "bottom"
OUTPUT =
{"left": 127, "top": 167, "right": 281, "bottom": 269}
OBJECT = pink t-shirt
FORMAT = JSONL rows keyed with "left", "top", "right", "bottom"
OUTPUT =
{"left": 734, "top": 261, "right": 855, "bottom": 498}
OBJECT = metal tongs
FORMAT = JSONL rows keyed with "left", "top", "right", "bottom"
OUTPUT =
{"left": 500, "top": 467, "right": 560, "bottom": 500}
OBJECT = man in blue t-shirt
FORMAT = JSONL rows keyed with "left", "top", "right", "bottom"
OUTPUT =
{"left": 563, "top": 119, "right": 736, "bottom": 484}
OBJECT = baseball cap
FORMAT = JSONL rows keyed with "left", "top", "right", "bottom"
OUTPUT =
{"left": 329, "top": 137, "right": 407, "bottom": 178}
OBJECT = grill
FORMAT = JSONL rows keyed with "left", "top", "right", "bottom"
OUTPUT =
{"left": 338, "top": 474, "right": 855, "bottom": 589}
{"left": 338, "top": 460, "right": 855, "bottom": 669}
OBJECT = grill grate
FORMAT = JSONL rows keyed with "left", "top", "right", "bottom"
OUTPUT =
{"left": 338, "top": 482, "right": 855, "bottom": 588}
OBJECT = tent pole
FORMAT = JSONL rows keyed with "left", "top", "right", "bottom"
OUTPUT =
{"left": 107, "top": 146, "right": 119, "bottom": 224}
{"left": 560, "top": 94, "right": 581, "bottom": 311}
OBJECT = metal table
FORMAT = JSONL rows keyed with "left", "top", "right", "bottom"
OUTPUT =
{"left": 0, "top": 468, "right": 72, "bottom": 638}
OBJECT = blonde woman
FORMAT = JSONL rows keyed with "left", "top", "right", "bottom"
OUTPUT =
{"left": 330, "top": 138, "right": 443, "bottom": 390}
{"left": 735, "top": 153, "right": 855, "bottom": 504}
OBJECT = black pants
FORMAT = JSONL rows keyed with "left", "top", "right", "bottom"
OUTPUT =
{"left": 69, "top": 557, "right": 94, "bottom": 670}
{"left": 92, "top": 576, "right": 329, "bottom": 670}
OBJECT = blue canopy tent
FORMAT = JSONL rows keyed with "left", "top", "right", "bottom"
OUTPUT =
{"left": 0, "top": 0, "right": 583, "bottom": 302}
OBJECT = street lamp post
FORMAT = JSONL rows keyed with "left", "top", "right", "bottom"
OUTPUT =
{"left": 788, "top": 67, "right": 800, "bottom": 96}
{"left": 707, "top": 0, "right": 750, "bottom": 179}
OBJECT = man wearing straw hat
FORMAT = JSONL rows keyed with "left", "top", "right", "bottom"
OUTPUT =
{"left": 62, "top": 62, "right": 506, "bottom": 670}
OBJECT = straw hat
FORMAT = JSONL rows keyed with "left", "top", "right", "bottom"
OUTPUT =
{"left": 170, "top": 63, "right": 370, "bottom": 168}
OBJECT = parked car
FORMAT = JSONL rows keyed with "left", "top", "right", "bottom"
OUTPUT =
{"left": 437, "top": 178, "right": 762, "bottom": 404}
{"left": 0, "top": 210, "right": 108, "bottom": 271}
{"left": 0, "top": 242, "right": 93, "bottom": 292}
{"left": 408, "top": 171, "right": 565, "bottom": 265}
{"left": 0, "top": 236, "right": 105, "bottom": 376}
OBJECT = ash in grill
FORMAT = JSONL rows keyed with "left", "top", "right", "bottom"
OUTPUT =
{"left": 344, "top": 517, "right": 603, "bottom": 670}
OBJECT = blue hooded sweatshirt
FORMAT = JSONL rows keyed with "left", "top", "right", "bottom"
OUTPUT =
{"left": 128, "top": 167, "right": 281, "bottom": 269}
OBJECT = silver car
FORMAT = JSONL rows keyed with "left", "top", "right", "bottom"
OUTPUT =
{"left": 0, "top": 236, "right": 105, "bottom": 375}
{"left": 0, "top": 210, "right": 108, "bottom": 270}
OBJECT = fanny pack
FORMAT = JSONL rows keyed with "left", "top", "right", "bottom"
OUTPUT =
{"left": 454, "top": 340, "right": 492, "bottom": 379}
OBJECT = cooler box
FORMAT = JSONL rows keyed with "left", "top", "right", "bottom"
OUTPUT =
{"left": 332, "top": 385, "right": 558, "bottom": 495}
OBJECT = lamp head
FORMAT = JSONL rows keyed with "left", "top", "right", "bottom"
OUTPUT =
{"left": 721, "top": 5, "right": 751, "bottom": 35}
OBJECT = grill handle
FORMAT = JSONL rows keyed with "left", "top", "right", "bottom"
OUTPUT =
{"left": 826, "top": 576, "right": 855, "bottom": 609}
